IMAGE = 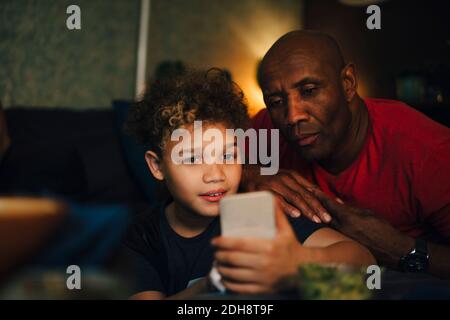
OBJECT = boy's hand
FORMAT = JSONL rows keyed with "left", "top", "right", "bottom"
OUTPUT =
{"left": 211, "top": 202, "right": 306, "bottom": 294}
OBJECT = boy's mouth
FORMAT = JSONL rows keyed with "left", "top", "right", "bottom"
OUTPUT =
{"left": 199, "top": 189, "right": 227, "bottom": 203}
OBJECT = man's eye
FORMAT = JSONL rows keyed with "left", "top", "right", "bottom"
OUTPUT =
{"left": 302, "top": 87, "right": 317, "bottom": 97}
{"left": 268, "top": 99, "right": 283, "bottom": 108}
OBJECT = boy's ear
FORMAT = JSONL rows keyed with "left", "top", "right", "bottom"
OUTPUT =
{"left": 145, "top": 150, "right": 165, "bottom": 181}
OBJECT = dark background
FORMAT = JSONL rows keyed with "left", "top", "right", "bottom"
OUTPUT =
{"left": 304, "top": 0, "right": 450, "bottom": 126}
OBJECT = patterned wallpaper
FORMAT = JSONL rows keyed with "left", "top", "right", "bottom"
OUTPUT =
{"left": 0, "top": 0, "right": 140, "bottom": 109}
{"left": 0, "top": 0, "right": 302, "bottom": 112}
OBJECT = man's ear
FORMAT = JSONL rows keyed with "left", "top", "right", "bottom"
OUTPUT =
{"left": 145, "top": 150, "right": 165, "bottom": 181}
{"left": 341, "top": 63, "right": 358, "bottom": 103}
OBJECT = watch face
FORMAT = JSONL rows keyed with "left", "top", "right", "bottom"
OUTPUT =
{"left": 402, "top": 254, "right": 429, "bottom": 273}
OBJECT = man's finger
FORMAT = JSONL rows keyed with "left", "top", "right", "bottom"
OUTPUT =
{"left": 274, "top": 201, "right": 294, "bottom": 233}
{"left": 264, "top": 178, "right": 319, "bottom": 221}
{"left": 311, "top": 188, "right": 343, "bottom": 213}
{"left": 250, "top": 177, "right": 299, "bottom": 216}
{"left": 295, "top": 189, "right": 331, "bottom": 223}
{"left": 282, "top": 175, "right": 331, "bottom": 222}
{"left": 280, "top": 185, "right": 323, "bottom": 223}
{"left": 289, "top": 170, "right": 320, "bottom": 191}
{"left": 275, "top": 194, "right": 301, "bottom": 218}
{"left": 251, "top": 170, "right": 315, "bottom": 219}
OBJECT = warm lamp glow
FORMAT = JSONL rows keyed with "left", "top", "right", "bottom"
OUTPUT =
{"left": 228, "top": 4, "right": 301, "bottom": 59}
{"left": 357, "top": 75, "right": 370, "bottom": 98}
{"left": 245, "top": 77, "right": 266, "bottom": 116}
{"left": 225, "top": 4, "right": 302, "bottom": 116}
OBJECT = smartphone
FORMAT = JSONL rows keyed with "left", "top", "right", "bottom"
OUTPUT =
{"left": 219, "top": 191, "right": 276, "bottom": 239}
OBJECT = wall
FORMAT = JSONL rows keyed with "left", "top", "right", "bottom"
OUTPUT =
{"left": 304, "top": 0, "right": 450, "bottom": 101}
{"left": 146, "top": 0, "right": 304, "bottom": 115}
{"left": 0, "top": 0, "right": 140, "bottom": 109}
{"left": 1, "top": 0, "right": 305, "bottom": 113}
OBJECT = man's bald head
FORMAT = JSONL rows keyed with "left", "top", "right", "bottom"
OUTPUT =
{"left": 257, "top": 30, "right": 361, "bottom": 164}
{"left": 258, "top": 30, "right": 345, "bottom": 86}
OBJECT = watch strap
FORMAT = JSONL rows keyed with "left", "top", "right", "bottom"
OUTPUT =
{"left": 414, "top": 238, "right": 428, "bottom": 257}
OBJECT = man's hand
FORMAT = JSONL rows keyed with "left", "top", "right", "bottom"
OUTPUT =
{"left": 313, "top": 190, "right": 450, "bottom": 279}
{"left": 211, "top": 204, "right": 307, "bottom": 294}
{"left": 242, "top": 166, "right": 331, "bottom": 223}
{"left": 310, "top": 189, "right": 373, "bottom": 228}
{"left": 312, "top": 190, "right": 419, "bottom": 269}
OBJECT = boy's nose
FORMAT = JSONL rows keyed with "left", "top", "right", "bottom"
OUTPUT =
{"left": 203, "top": 163, "right": 226, "bottom": 183}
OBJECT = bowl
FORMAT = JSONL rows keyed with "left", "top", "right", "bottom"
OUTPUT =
{"left": 297, "top": 264, "right": 373, "bottom": 300}
{"left": 0, "top": 197, "right": 66, "bottom": 276}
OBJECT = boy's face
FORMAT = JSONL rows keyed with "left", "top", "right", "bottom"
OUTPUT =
{"left": 150, "top": 122, "right": 242, "bottom": 218}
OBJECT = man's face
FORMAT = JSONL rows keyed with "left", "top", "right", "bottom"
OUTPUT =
{"left": 260, "top": 49, "right": 351, "bottom": 162}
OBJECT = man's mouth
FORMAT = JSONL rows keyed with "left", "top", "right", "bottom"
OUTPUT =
{"left": 296, "top": 133, "right": 320, "bottom": 147}
{"left": 199, "top": 189, "right": 227, "bottom": 203}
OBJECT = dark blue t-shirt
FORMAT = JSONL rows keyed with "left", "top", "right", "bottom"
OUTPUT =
{"left": 123, "top": 201, "right": 323, "bottom": 296}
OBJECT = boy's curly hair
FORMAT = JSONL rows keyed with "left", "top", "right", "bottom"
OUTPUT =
{"left": 125, "top": 69, "right": 249, "bottom": 155}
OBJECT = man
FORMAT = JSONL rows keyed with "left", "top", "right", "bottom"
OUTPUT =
{"left": 238, "top": 30, "right": 450, "bottom": 278}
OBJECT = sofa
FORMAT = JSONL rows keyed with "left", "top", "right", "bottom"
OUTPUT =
{"left": 0, "top": 101, "right": 158, "bottom": 207}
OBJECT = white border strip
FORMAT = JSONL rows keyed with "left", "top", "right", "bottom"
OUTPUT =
{"left": 135, "top": 0, "right": 150, "bottom": 99}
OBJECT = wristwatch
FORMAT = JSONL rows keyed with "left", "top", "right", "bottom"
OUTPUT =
{"left": 399, "top": 238, "right": 429, "bottom": 273}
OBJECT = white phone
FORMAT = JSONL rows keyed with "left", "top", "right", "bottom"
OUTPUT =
{"left": 219, "top": 191, "right": 276, "bottom": 239}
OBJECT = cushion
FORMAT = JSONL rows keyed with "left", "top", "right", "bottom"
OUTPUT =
{"left": 112, "top": 100, "right": 158, "bottom": 205}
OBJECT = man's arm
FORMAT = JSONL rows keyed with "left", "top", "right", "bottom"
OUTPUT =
{"left": 314, "top": 192, "right": 450, "bottom": 279}
{"left": 241, "top": 166, "right": 450, "bottom": 279}
{"left": 301, "top": 227, "right": 376, "bottom": 267}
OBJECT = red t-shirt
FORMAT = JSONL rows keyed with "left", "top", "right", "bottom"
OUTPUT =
{"left": 251, "top": 98, "right": 450, "bottom": 239}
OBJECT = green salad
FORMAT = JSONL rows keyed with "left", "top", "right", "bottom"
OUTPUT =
{"left": 297, "top": 264, "right": 373, "bottom": 300}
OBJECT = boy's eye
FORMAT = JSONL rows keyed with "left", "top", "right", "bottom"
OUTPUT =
{"left": 184, "top": 154, "right": 202, "bottom": 164}
{"left": 223, "top": 152, "right": 235, "bottom": 161}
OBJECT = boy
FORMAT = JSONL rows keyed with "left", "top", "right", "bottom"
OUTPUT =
{"left": 123, "top": 69, "right": 375, "bottom": 299}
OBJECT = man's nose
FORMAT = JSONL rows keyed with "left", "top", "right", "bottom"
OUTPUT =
{"left": 286, "top": 93, "right": 309, "bottom": 126}
{"left": 203, "top": 163, "right": 226, "bottom": 183}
